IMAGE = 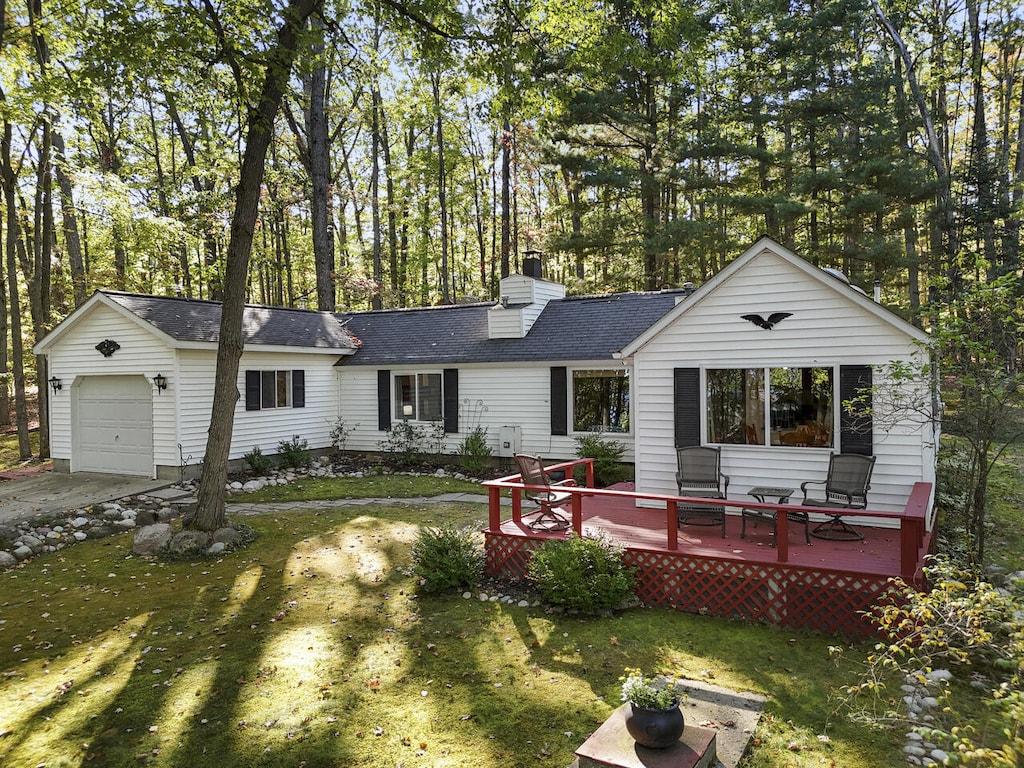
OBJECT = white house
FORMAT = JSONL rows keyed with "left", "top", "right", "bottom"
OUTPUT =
{"left": 621, "top": 237, "right": 935, "bottom": 514}
{"left": 34, "top": 238, "right": 935, "bottom": 513}
{"left": 33, "top": 292, "right": 358, "bottom": 479}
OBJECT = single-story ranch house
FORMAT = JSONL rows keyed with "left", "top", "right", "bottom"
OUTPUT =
{"left": 35, "top": 236, "right": 936, "bottom": 519}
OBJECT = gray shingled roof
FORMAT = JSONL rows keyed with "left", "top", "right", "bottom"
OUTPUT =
{"left": 102, "top": 291, "right": 358, "bottom": 350}
{"left": 338, "top": 291, "right": 684, "bottom": 365}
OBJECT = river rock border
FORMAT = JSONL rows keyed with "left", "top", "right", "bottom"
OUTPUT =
{"left": 0, "top": 459, "right": 480, "bottom": 569}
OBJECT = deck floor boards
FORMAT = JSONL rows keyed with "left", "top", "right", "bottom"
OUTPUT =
{"left": 497, "top": 491, "right": 907, "bottom": 578}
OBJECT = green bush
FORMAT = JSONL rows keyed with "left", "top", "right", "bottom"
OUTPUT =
{"left": 834, "top": 557, "right": 1023, "bottom": 765}
{"left": 243, "top": 445, "right": 274, "bottom": 475}
{"left": 412, "top": 524, "right": 484, "bottom": 594}
{"left": 528, "top": 532, "right": 636, "bottom": 612}
{"left": 458, "top": 426, "right": 492, "bottom": 475}
{"left": 574, "top": 432, "right": 630, "bottom": 487}
{"left": 329, "top": 419, "right": 358, "bottom": 454}
{"left": 379, "top": 421, "right": 429, "bottom": 467}
{"left": 277, "top": 435, "right": 310, "bottom": 468}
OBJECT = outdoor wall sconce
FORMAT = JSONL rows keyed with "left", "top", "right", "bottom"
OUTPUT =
{"left": 153, "top": 373, "right": 168, "bottom": 393}
{"left": 49, "top": 376, "right": 62, "bottom": 394}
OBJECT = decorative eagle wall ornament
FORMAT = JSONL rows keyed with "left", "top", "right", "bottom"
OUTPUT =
{"left": 740, "top": 312, "right": 792, "bottom": 330}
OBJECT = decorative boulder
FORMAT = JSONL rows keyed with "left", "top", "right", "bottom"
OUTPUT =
{"left": 212, "top": 527, "right": 241, "bottom": 545}
{"left": 168, "top": 530, "right": 212, "bottom": 555}
{"left": 133, "top": 523, "right": 173, "bottom": 555}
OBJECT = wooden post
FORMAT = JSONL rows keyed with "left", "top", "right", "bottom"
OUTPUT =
{"left": 776, "top": 507, "right": 789, "bottom": 563}
{"left": 900, "top": 516, "right": 922, "bottom": 579}
{"left": 511, "top": 488, "right": 522, "bottom": 525}
{"left": 667, "top": 500, "right": 678, "bottom": 550}
{"left": 488, "top": 486, "right": 501, "bottom": 531}
{"left": 572, "top": 491, "right": 583, "bottom": 535}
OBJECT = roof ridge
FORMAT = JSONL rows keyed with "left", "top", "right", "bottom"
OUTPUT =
{"left": 339, "top": 301, "right": 495, "bottom": 317}
{"left": 102, "top": 290, "right": 343, "bottom": 317}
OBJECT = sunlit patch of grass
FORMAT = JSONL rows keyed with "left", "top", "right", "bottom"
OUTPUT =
{"left": 0, "top": 501, "right": 901, "bottom": 767}
{"left": 0, "top": 430, "right": 41, "bottom": 471}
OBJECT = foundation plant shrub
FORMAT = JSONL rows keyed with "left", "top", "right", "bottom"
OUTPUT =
{"left": 574, "top": 432, "right": 630, "bottom": 487}
{"left": 528, "top": 532, "right": 636, "bottom": 612}
{"left": 833, "top": 557, "right": 1023, "bottom": 766}
{"left": 411, "top": 524, "right": 484, "bottom": 594}
{"left": 379, "top": 421, "right": 446, "bottom": 468}
{"left": 243, "top": 445, "right": 274, "bottom": 475}
{"left": 277, "top": 435, "right": 310, "bottom": 468}
{"left": 457, "top": 426, "right": 492, "bottom": 475}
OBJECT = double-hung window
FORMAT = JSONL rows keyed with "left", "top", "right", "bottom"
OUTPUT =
{"left": 245, "top": 369, "right": 306, "bottom": 410}
{"left": 706, "top": 366, "right": 834, "bottom": 447}
{"left": 572, "top": 369, "right": 630, "bottom": 432}
{"left": 395, "top": 373, "right": 442, "bottom": 421}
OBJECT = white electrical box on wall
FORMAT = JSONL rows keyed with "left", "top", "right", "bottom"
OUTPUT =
{"left": 497, "top": 425, "right": 522, "bottom": 457}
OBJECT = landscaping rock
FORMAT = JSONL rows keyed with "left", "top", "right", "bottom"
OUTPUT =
{"left": 133, "top": 523, "right": 173, "bottom": 555}
{"left": 207, "top": 541, "right": 226, "bottom": 555}
{"left": 13, "top": 545, "right": 33, "bottom": 561}
{"left": 168, "top": 529, "right": 211, "bottom": 555}
{"left": 0, "top": 550, "right": 17, "bottom": 568}
{"left": 212, "top": 527, "right": 241, "bottom": 545}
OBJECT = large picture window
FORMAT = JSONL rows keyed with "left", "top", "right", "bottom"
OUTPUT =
{"left": 572, "top": 369, "right": 630, "bottom": 432}
{"left": 706, "top": 367, "right": 833, "bottom": 448}
{"left": 395, "top": 373, "right": 442, "bottom": 421}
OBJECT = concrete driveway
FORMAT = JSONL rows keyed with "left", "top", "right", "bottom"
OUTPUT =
{"left": 0, "top": 470, "right": 169, "bottom": 525}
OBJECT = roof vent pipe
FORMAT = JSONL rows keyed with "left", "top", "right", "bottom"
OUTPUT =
{"left": 522, "top": 250, "right": 543, "bottom": 279}
{"left": 873, "top": 280, "right": 882, "bottom": 303}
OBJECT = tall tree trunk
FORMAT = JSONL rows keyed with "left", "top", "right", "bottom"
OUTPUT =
{"left": 0, "top": 209, "right": 9, "bottom": 428}
{"left": 51, "top": 131, "right": 86, "bottom": 306}
{"left": 500, "top": 117, "right": 511, "bottom": 279}
{"left": 1, "top": 121, "right": 31, "bottom": 458}
{"left": 193, "top": 0, "right": 320, "bottom": 532}
{"left": 432, "top": 72, "right": 450, "bottom": 304}
{"left": 307, "top": 17, "right": 334, "bottom": 311}
{"left": 370, "top": 86, "right": 383, "bottom": 310}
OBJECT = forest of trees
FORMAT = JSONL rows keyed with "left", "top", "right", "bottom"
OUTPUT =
{"left": 1, "top": 0, "right": 1022, "bottom": 439}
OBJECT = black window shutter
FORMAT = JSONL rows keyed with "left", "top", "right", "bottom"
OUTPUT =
{"left": 377, "top": 370, "right": 391, "bottom": 431}
{"left": 673, "top": 368, "right": 700, "bottom": 448}
{"left": 550, "top": 367, "right": 568, "bottom": 436}
{"left": 292, "top": 370, "right": 305, "bottom": 408}
{"left": 245, "top": 370, "right": 261, "bottom": 411}
{"left": 443, "top": 368, "right": 459, "bottom": 433}
{"left": 839, "top": 365, "right": 873, "bottom": 455}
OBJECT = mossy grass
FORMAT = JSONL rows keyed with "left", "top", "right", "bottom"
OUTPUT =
{"left": 232, "top": 473, "right": 483, "bottom": 503}
{"left": 0, "top": 500, "right": 901, "bottom": 768}
{"left": 0, "top": 431, "right": 41, "bottom": 472}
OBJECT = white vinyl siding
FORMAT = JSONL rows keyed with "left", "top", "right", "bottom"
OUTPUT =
{"left": 42, "top": 303, "right": 175, "bottom": 473}
{"left": 632, "top": 248, "right": 933, "bottom": 515}
{"left": 338, "top": 362, "right": 638, "bottom": 462}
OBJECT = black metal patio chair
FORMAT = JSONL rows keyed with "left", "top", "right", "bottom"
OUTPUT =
{"left": 801, "top": 453, "right": 876, "bottom": 541}
{"left": 676, "top": 446, "right": 729, "bottom": 538}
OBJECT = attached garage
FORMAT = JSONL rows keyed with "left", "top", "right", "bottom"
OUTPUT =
{"left": 73, "top": 375, "right": 154, "bottom": 476}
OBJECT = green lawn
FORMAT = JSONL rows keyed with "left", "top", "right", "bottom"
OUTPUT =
{"left": 0, "top": 501, "right": 900, "bottom": 768}
{"left": 0, "top": 430, "right": 41, "bottom": 471}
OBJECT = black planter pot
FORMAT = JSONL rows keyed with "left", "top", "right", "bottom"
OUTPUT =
{"left": 624, "top": 702, "right": 684, "bottom": 749}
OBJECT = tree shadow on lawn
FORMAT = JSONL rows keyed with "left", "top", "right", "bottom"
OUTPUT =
{"left": 0, "top": 502, "right": 888, "bottom": 767}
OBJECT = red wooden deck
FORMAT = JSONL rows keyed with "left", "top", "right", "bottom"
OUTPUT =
{"left": 482, "top": 460, "right": 934, "bottom": 637}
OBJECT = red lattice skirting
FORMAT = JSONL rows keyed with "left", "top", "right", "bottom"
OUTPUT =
{"left": 485, "top": 532, "right": 892, "bottom": 636}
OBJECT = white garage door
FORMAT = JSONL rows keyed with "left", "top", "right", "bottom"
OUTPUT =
{"left": 74, "top": 375, "right": 154, "bottom": 476}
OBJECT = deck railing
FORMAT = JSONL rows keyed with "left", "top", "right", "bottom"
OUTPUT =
{"left": 483, "top": 460, "right": 934, "bottom": 580}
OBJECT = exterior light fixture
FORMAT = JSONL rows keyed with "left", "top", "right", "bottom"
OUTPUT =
{"left": 153, "top": 373, "right": 168, "bottom": 393}
{"left": 49, "top": 376, "right": 62, "bottom": 394}
{"left": 403, "top": 404, "right": 413, "bottom": 418}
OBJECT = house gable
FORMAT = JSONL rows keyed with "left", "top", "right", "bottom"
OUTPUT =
{"left": 620, "top": 236, "right": 929, "bottom": 357}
